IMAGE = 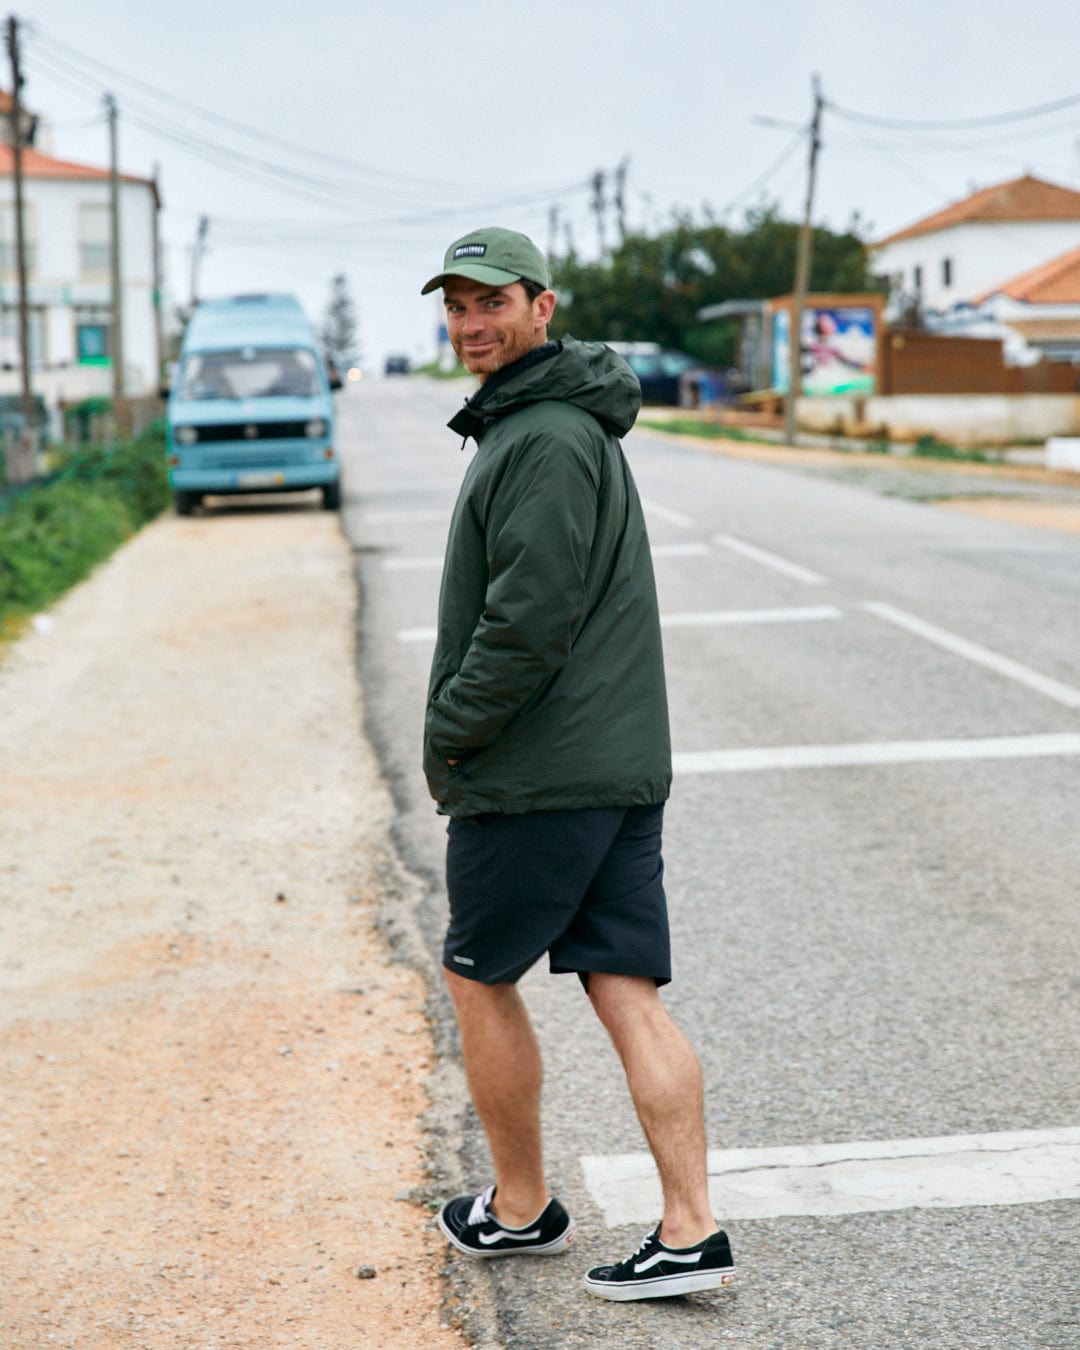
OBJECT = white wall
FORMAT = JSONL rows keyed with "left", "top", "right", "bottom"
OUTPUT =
{"left": 797, "top": 393, "right": 1080, "bottom": 446}
{"left": 874, "top": 221, "right": 1080, "bottom": 313}
{"left": 0, "top": 173, "right": 160, "bottom": 396}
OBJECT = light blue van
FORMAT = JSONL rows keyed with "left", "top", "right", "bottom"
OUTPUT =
{"left": 166, "top": 293, "right": 341, "bottom": 515}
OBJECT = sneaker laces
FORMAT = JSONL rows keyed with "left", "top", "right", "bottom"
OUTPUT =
{"left": 608, "top": 1225, "right": 660, "bottom": 1276}
{"left": 467, "top": 1184, "right": 496, "bottom": 1228}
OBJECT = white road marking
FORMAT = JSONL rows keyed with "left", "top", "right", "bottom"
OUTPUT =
{"left": 673, "top": 732, "right": 1080, "bottom": 775}
{"left": 384, "top": 545, "right": 707, "bottom": 573}
{"left": 642, "top": 499, "right": 695, "bottom": 528}
{"left": 399, "top": 605, "right": 840, "bottom": 645}
{"left": 368, "top": 477, "right": 462, "bottom": 494}
{"left": 582, "top": 1126, "right": 1080, "bottom": 1225}
{"left": 651, "top": 543, "right": 710, "bottom": 558}
{"left": 662, "top": 606, "right": 841, "bottom": 629}
{"left": 714, "top": 533, "right": 829, "bottom": 585}
{"left": 364, "top": 509, "right": 448, "bottom": 526}
{"left": 382, "top": 557, "right": 443, "bottom": 571}
{"left": 864, "top": 601, "right": 1080, "bottom": 708}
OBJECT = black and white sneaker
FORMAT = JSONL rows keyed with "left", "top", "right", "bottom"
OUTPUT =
{"left": 584, "top": 1225, "right": 735, "bottom": 1300}
{"left": 438, "top": 1183, "right": 575, "bottom": 1258}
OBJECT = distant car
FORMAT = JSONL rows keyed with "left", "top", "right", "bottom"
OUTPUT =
{"left": 384, "top": 354, "right": 411, "bottom": 375}
{"left": 603, "top": 342, "right": 702, "bottom": 405}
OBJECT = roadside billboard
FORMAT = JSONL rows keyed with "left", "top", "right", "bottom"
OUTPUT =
{"left": 772, "top": 301, "right": 879, "bottom": 396}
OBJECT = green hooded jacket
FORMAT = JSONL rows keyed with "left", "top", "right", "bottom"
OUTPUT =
{"left": 423, "top": 337, "right": 671, "bottom": 816}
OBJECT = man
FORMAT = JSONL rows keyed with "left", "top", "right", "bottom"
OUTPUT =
{"left": 420, "top": 227, "right": 734, "bottom": 1301}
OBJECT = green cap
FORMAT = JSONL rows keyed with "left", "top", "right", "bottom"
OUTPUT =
{"left": 421, "top": 226, "right": 551, "bottom": 295}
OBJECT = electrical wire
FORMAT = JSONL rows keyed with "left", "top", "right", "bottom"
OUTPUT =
{"left": 827, "top": 90, "right": 1080, "bottom": 132}
{"left": 26, "top": 23, "right": 573, "bottom": 201}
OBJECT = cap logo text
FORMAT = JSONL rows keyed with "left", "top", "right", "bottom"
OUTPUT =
{"left": 454, "top": 244, "right": 487, "bottom": 258}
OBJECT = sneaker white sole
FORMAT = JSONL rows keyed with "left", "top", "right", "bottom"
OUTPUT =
{"left": 438, "top": 1213, "right": 576, "bottom": 1258}
{"left": 583, "top": 1266, "right": 735, "bottom": 1300}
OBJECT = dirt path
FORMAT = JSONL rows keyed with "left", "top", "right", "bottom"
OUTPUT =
{"left": 0, "top": 508, "right": 467, "bottom": 1349}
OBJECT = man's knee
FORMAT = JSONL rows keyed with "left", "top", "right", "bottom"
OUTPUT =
{"left": 587, "top": 972, "right": 662, "bottom": 1034}
{"left": 443, "top": 966, "right": 518, "bottom": 1015}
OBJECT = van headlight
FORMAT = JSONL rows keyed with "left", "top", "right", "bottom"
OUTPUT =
{"left": 305, "top": 418, "right": 328, "bottom": 438}
{"left": 175, "top": 425, "right": 198, "bottom": 444}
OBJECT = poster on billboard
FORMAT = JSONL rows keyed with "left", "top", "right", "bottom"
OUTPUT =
{"left": 772, "top": 304, "right": 877, "bottom": 395}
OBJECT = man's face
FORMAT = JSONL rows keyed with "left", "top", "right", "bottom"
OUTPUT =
{"left": 443, "top": 277, "right": 554, "bottom": 381}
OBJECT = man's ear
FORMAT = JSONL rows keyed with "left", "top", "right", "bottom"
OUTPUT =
{"left": 534, "top": 289, "right": 557, "bottom": 326}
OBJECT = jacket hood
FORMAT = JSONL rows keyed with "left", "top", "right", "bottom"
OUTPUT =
{"left": 447, "top": 337, "right": 641, "bottom": 442}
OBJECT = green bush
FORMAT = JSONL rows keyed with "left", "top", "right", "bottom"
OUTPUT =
{"left": 0, "top": 421, "right": 168, "bottom": 628}
{"left": 53, "top": 420, "right": 170, "bottom": 524}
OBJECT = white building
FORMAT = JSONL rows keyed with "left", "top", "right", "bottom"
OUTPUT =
{"left": 0, "top": 95, "right": 162, "bottom": 412}
{"left": 873, "top": 174, "right": 1080, "bottom": 319}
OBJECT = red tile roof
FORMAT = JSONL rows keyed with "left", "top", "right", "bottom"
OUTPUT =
{"left": 877, "top": 174, "right": 1080, "bottom": 246}
{"left": 976, "top": 243, "right": 1080, "bottom": 305}
{"left": 0, "top": 142, "right": 156, "bottom": 194}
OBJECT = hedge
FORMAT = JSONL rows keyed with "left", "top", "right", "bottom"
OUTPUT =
{"left": 0, "top": 420, "right": 169, "bottom": 631}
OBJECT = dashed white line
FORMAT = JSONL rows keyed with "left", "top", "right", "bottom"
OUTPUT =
{"left": 581, "top": 1126, "right": 1080, "bottom": 1225}
{"left": 714, "top": 534, "right": 829, "bottom": 585}
{"left": 382, "top": 557, "right": 443, "bottom": 571}
{"left": 364, "top": 508, "right": 448, "bottom": 526}
{"left": 399, "top": 605, "right": 841, "bottom": 645}
{"left": 650, "top": 543, "right": 710, "bottom": 558}
{"left": 662, "top": 606, "right": 841, "bottom": 629}
{"left": 864, "top": 602, "right": 1080, "bottom": 708}
{"left": 673, "top": 732, "right": 1080, "bottom": 775}
{"left": 642, "top": 499, "right": 695, "bottom": 528}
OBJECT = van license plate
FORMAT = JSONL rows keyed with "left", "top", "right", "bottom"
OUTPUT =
{"left": 236, "top": 471, "right": 286, "bottom": 487}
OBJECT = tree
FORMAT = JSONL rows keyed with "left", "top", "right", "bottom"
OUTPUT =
{"left": 320, "top": 274, "right": 360, "bottom": 372}
{"left": 549, "top": 203, "right": 882, "bottom": 361}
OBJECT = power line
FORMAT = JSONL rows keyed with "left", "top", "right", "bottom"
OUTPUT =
{"left": 26, "top": 23, "right": 569, "bottom": 200}
{"left": 827, "top": 89, "right": 1080, "bottom": 132}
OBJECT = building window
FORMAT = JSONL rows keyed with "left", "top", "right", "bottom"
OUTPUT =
{"left": 0, "top": 202, "right": 36, "bottom": 278}
{"left": 913, "top": 265, "right": 923, "bottom": 292}
{"left": 942, "top": 257, "right": 953, "bottom": 288}
{"left": 74, "top": 305, "right": 112, "bottom": 364}
{"left": 79, "top": 203, "right": 111, "bottom": 280}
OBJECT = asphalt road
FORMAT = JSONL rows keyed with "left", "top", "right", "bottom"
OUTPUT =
{"left": 339, "top": 377, "right": 1080, "bottom": 1350}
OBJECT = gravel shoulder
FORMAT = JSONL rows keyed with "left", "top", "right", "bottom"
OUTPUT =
{"left": 0, "top": 505, "right": 468, "bottom": 1349}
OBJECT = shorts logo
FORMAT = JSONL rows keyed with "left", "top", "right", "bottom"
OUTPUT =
{"left": 453, "top": 244, "right": 487, "bottom": 259}
{"left": 452, "top": 954, "right": 476, "bottom": 966}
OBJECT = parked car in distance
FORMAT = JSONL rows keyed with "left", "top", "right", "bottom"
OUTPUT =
{"left": 166, "top": 293, "right": 341, "bottom": 516}
{"left": 602, "top": 341, "right": 702, "bottom": 405}
{"left": 384, "top": 354, "right": 411, "bottom": 375}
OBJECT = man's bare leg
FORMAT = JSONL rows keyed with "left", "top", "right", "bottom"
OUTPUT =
{"left": 443, "top": 967, "right": 549, "bottom": 1227}
{"left": 588, "top": 973, "right": 716, "bottom": 1247}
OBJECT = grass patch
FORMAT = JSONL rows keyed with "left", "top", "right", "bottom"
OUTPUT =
{"left": 908, "top": 435, "right": 994, "bottom": 464}
{"left": 639, "top": 419, "right": 761, "bottom": 443}
{"left": 0, "top": 421, "right": 169, "bottom": 631}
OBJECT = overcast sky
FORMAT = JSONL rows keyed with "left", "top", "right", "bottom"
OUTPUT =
{"left": 14, "top": 0, "right": 1080, "bottom": 372}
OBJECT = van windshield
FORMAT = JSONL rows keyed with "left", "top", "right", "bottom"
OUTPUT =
{"left": 178, "top": 347, "right": 321, "bottom": 400}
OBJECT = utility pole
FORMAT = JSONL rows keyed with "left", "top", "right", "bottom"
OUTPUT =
{"left": 5, "top": 14, "right": 35, "bottom": 484}
{"left": 189, "top": 214, "right": 209, "bottom": 310}
{"left": 613, "top": 157, "right": 630, "bottom": 243}
{"left": 591, "top": 169, "right": 606, "bottom": 256}
{"left": 105, "top": 93, "right": 124, "bottom": 412}
{"left": 783, "top": 74, "right": 824, "bottom": 448}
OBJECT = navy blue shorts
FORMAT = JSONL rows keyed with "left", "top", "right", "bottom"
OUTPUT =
{"left": 443, "top": 803, "right": 670, "bottom": 987}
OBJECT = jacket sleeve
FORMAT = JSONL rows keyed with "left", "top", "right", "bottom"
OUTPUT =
{"left": 427, "top": 427, "right": 600, "bottom": 756}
